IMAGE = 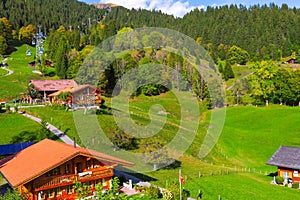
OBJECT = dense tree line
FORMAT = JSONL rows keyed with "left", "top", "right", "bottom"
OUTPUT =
{"left": 249, "top": 61, "right": 300, "bottom": 106}
{"left": 227, "top": 61, "right": 300, "bottom": 106}
{"left": 0, "top": 0, "right": 106, "bottom": 31}
{"left": 3, "top": 1, "right": 300, "bottom": 61}
{"left": 0, "top": 17, "right": 13, "bottom": 54}
{"left": 179, "top": 4, "right": 300, "bottom": 60}
{"left": 104, "top": 4, "right": 300, "bottom": 61}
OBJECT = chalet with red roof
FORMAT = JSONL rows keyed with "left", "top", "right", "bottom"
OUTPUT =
{"left": 29, "top": 80, "right": 78, "bottom": 98}
{"left": 29, "top": 80, "right": 105, "bottom": 105}
{"left": 0, "top": 139, "right": 133, "bottom": 200}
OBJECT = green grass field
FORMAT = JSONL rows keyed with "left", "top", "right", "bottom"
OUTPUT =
{"left": 0, "top": 113, "right": 41, "bottom": 144}
{"left": 21, "top": 94, "right": 300, "bottom": 199}
{"left": 0, "top": 68, "right": 8, "bottom": 76}
{"left": 215, "top": 106, "right": 300, "bottom": 169}
{"left": 185, "top": 173, "right": 300, "bottom": 200}
{"left": 0, "top": 43, "right": 43, "bottom": 100}
{"left": 2, "top": 38, "right": 300, "bottom": 199}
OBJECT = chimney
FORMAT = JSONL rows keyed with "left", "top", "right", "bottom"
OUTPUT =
{"left": 73, "top": 137, "right": 76, "bottom": 148}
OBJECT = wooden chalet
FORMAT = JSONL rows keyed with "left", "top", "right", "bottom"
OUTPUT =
{"left": 267, "top": 146, "right": 300, "bottom": 183}
{"left": 282, "top": 58, "right": 297, "bottom": 64}
{"left": 0, "top": 139, "right": 133, "bottom": 200}
{"left": 48, "top": 85, "right": 104, "bottom": 105}
{"left": 287, "top": 58, "right": 296, "bottom": 64}
{"left": 29, "top": 80, "right": 78, "bottom": 100}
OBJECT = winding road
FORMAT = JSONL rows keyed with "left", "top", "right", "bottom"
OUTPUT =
{"left": 1, "top": 58, "right": 14, "bottom": 76}
{"left": 226, "top": 72, "right": 253, "bottom": 91}
{"left": 2, "top": 67, "right": 13, "bottom": 76}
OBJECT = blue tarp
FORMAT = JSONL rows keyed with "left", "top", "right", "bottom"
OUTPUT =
{"left": 0, "top": 142, "right": 34, "bottom": 156}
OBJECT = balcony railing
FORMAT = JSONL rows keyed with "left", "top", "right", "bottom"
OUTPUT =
{"left": 34, "top": 168, "right": 113, "bottom": 191}
{"left": 78, "top": 168, "right": 113, "bottom": 182}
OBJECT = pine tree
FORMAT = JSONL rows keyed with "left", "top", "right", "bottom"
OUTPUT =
{"left": 224, "top": 61, "right": 235, "bottom": 81}
{"left": 54, "top": 37, "right": 69, "bottom": 79}
{"left": 0, "top": 36, "right": 8, "bottom": 55}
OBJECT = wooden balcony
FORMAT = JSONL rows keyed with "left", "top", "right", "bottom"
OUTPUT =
{"left": 34, "top": 168, "right": 113, "bottom": 192}
{"left": 34, "top": 174, "right": 76, "bottom": 191}
{"left": 78, "top": 168, "right": 113, "bottom": 182}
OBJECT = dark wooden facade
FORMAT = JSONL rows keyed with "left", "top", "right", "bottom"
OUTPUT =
{"left": 18, "top": 155, "right": 114, "bottom": 200}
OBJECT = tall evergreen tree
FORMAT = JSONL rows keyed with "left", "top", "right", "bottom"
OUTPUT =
{"left": 224, "top": 61, "right": 235, "bottom": 81}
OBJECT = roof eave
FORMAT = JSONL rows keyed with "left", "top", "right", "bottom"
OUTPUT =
{"left": 0, "top": 171, "right": 14, "bottom": 188}
{"left": 78, "top": 152, "right": 134, "bottom": 167}
{"left": 266, "top": 162, "right": 300, "bottom": 170}
{"left": 13, "top": 151, "right": 79, "bottom": 188}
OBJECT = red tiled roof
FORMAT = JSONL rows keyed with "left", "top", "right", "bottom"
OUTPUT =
{"left": 0, "top": 139, "right": 134, "bottom": 188}
{"left": 30, "top": 80, "right": 78, "bottom": 92}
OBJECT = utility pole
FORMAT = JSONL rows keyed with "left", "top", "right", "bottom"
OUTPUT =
{"left": 33, "top": 25, "right": 45, "bottom": 70}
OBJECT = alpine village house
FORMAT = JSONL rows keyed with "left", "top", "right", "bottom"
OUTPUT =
{"left": 0, "top": 139, "right": 134, "bottom": 200}
{"left": 267, "top": 146, "right": 300, "bottom": 184}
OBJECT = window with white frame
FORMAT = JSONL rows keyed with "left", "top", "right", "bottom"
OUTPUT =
{"left": 294, "top": 170, "right": 298, "bottom": 177}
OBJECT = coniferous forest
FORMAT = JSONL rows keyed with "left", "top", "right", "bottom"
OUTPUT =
{"left": 0, "top": 0, "right": 300, "bottom": 106}
{"left": 2, "top": 1, "right": 300, "bottom": 58}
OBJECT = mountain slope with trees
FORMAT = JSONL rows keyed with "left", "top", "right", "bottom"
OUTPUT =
{"left": 0, "top": 1, "right": 300, "bottom": 106}
{"left": 0, "top": 0, "right": 106, "bottom": 31}
{"left": 2, "top": 1, "right": 300, "bottom": 59}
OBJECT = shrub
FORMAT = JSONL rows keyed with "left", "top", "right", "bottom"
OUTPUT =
{"left": 145, "top": 186, "right": 160, "bottom": 199}
{"left": 5, "top": 104, "right": 11, "bottom": 113}
{"left": 162, "top": 189, "right": 173, "bottom": 200}
{"left": 50, "top": 103, "right": 66, "bottom": 110}
{"left": 44, "top": 67, "right": 56, "bottom": 77}
{"left": 292, "top": 183, "right": 299, "bottom": 189}
{"left": 166, "top": 181, "right": 190, "bottom": 200}
{"left": 275, "top": 176, "right": 284, "bottom": 184}
{"left": 14, "top": 105, "right": 18, "bottom": 113}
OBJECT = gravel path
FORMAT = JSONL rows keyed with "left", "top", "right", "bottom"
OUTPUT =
{"left": 19, "top": 111, "right": 78, "bottom": 146}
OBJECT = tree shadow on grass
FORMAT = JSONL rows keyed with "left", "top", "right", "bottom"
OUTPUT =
{"left": 7, "top": 40, "right": 27, "bottom": 55}
{"left": 115, "top": 166, "right": 157, "bottom": 182}
{"left": 160, "top": 160, "right": 182, "bottom": 170}
{"left": 10, "top": 130, "right": 60, "bottom": 144}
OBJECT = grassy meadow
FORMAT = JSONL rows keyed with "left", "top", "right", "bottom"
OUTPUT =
{"left": 0, "top": 68, "right": 8, "bottom": 76}
{"left": 1, "top": 44, "right": 299, "bottom": 199}
{"left": 0, "top": 113, "right": 41, "bottom": 144}
{"left": 185, "top": 173, "right": 300, "bottom": 200}
{"left": 21, "top": 93, "right": 300, "bottom": 199}
{"left": 0, "top": 43, "right": 43, "bottom": 100}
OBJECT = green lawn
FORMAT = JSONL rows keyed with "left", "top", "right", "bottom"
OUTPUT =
{"left": 0, "top": 68, "right": 8, "bottom": 76}
{"left": 24, "top": 107, "right": 80, "bottom": 145}
{"left": 185, "top": 173, "right": 300, "bottom": 200}
{"left": 0, "top": 113, "right": 41, "bottom": 144}
{"left": 0, "top": 43, "right": 43, "bottom": 100}
{"left": 213, "top": 106, "right": 300, "bottom": 170}
{"left": 22, "top": 97, "right": 300, "bottom": 200}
